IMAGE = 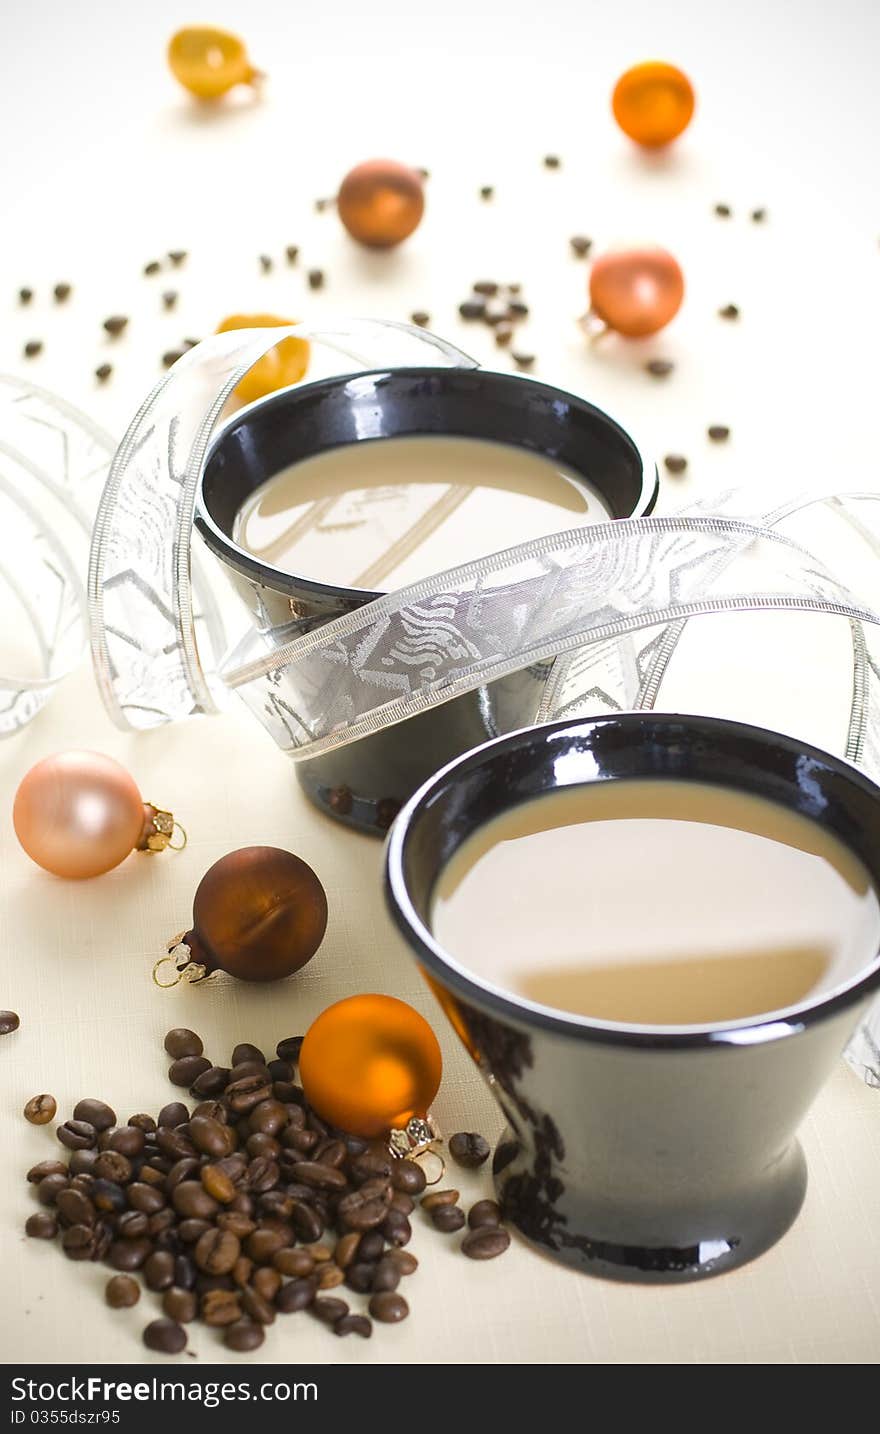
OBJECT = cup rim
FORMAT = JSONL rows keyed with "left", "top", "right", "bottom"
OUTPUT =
{"left": 195, "top": 365, "right": 659, "bottom": 605}
{"left": 384, "top": 713, "right": 880, "bottom": 1050}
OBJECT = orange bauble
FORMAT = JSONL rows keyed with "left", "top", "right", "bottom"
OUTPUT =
{"left": 216, "top": 315, "right": 309, "bottom": 404}
{"left": 612, "top": 61, "right": 695, "bottom": 147}
{"left": 299, "top": 994, "right": 442, "bottom": 1138}
{"left": 337, "top": 160, "right": 425, "bottom": 249}
{"left": 589, "top": 247, "right": 684, "bottom": 338}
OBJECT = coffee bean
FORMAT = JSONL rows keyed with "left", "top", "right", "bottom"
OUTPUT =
{"left": 109, "top": 1237, "right": 152, "bottom": 1271}
{"left": 245, "top": 1227, "right": 286, "bottom": 1263}
{"left": 162, "top": 290, "right": 178, "bottom": 310}
{"left": 167, "top": 1158, "right": 200, "bottom": 1191}
{"left": 37, "top": 1174, "right": 68, "bottom": 1206}
{"left": 351, "top": 1152, "right": 393, "bottom": 1184}
{"left": 370, "top": 1291, "right": 409, "bottom": 1323}
{"left": 103, "top": 316, "right": 128, "bottom": 337}
{"left": 61, "top": 1225, "right": 95, "bottom": 1260}
{"left": 390, "top": 1159, "right": 426, "bottom": 1194}
{"left": 390, "top": 1191, "right": 414, "bottom": 1216}
{"left": 570, "top": 235, "right": 592, "bottom": 257}
{"left": 708, "top": 425, "right": 731, "bottom": 441}
{"left": 195, "top": 1228, "right": 240, "bottom": 1275}
{"left": 421, "top": 1188, "right": 460, "bottom": 1210}
{"left": 225, "top": 1319, "right": 264, "bottom": 1351}
{"left": 371, "top": 1257, "right": 401, "bottom": 1292}
{"left": 189, "top": 1115, "right": 229, "bottom": 1158}
{"left": 292, "top": 1161, "right": 347, "bottom": 1191}
{"left": 26, "top": 1212, "right": 58, "bottom": 1239}
{"left": 449, "top": 1132, "right": 491, "bottom": 1169}
{"left": 307, "top": 269, "right": 325, "bottom": 290}
{"left": 144, "top": 1250, "right": 176, "bottom": 1291}
{"left": 338, "top": 1187, "right": 390, "bottom": 1232}
{"left": 73, "top": 1099, "right": 116, "bottom": 1131}
{"left": 311, "top": 1296, "right": 348, "bottom": 1325}
{"left": 664, "top": 454, "right": 688, "bottom": 475}
{"left": 512, "top": 352, "right": 535, "bottom": 370}
{"left": 248, "top": 1099, "right": 287, "bottom": 1136}
{"left": 334, "top": 1314, "right": 372, "bottom": 1338}
{"left": 480, "top": 185, "right": 494, "bottom": 200}
{"left": 232, "top": 1044, "right": 265, "bottom": 1068}
{"left": 252, "top": 1266, "right": 281, "bottom": 1302}
{"left": 276, "top": 1276, "right": 317, "bottom": 1313}
{"left": 57, "top": 1188, "right": 96, "bottom": 1227}
{"left": 432, "top": 1204, "right": 466, "bottom": 1233}
{"left": 387, "top": 1248, "right": 418, "bottom": 1275}
{"left": 94, "top": 1151, "right": 133, "bottom": 1185}
{"left": 24, "top": 1094, "right": 56, "bottom": 1125}
{"left": 202, "top": 1289, "right": 242, "bottom": 1326}
{"left": 334, "top": 1232, "right": 361, "bottom": 1269}
{"left": 247, "top": 1133, "right": 280, "bottom": 1160}
{"left": 24, "top": 340, "right": 43, "bottom": 358}
{"left": 459, "top": 299, "right": 486, "bottom": 321}
{"left": 719, "top": 303, "right": 740, "bottom": 320}
{"left": 168, "top": 250, "right": 188, "bottom": 266}
{"left": 68, "top": 1149, "right": 98, "bottom": 1176}
{"left": 751, "top": 208, "right": 767, "bottom": 222}
{"left": 411, "top": 311, "right": 430, "bottom": 327}
{"left": 226, "top": 1074, "right": 273, "bottom": 1113}
{"left": 191, "top": 1066, "right": 230, "bottom": 1098}
{"left": 317, "top": 1263, "right": 345, "bottom": 1290}
{"left": 17, "top": 291, "right": 33, "bottom": 307}
{"left": 275, "top": 1036, "right": 303, "bottom": 1064}
{"left": 285, "top": 245, "right": 300, "bottom": 264}
{"left": 108, "top": 1126, "right": 145, "bottom": 1157}
{"left": 273, "top": 1248, "right": 314, "bottom": 1278}
{"left": 240, "top": 1285, "right": 275, "bottom": 1324}
{"left": 128, "top": 1182, "right": 167, "bottom": 1215}
{"left": 462, "top": 1227, "right": 511, "bottom": 1259}
{"left": 382, "top": 1210, "right": 412, "bottom": 1247}
{"left": 544, "top": 153, "right": 561, "bottom": 168}
{"left": 179, "top": 1218, "right": 212, "bottom": 1244}
{"left": 232, "top": 1255, "right": 253, "bottom": 1287}
{"left": 714, "top": 203, "right": 732, "bottom": 217}
{"left": 157, "top": 1102, "right": 189, "bottom": 1128}
{"left": 201, "top": 1165, "right": 236, "bottom": 1204}
{"left": 105, "top": 1274, "right": 140, "bottom": 1308}
{"left": 117, "top": 1211, "right": 149, "bottom": 1240}
{"left": 495, "top": 322, "right": 515, "bottom": 347}
{"left": 468, "top": 1199, "right": 502, "bottom": 1229}
{"left": 259, "top": 254, "right": 273, "bottom": 273}
{"left": 163, "top": 1287, "right": 197, "bottom": 1322}
{"left": 172, "top": 1182, "right": 219, "bottom": 1220}
{"left": 217, "top": 1211, "right": 255, "bottom": 1240}
{"left": 357, "top": 1230, "right": 384, "bottom": 1262}
{"left": 57, "top": 1120, "right": 96, "bottom": 1151}
{"left": 345, "top": 1262, "right": 376, "bottom": 1295}
{"left": 168, "top": 1056, "right": 211, "bottom": 1088}
{"left": 95, "top": 364, "right": 113, "bottom": 383}
{"left": 27, "top": 1160, "right": 68, "bottom": 1184}
{"left": 645, "top": 359, "right": 674, "bottom": 378}
{"left": 143, "top": 261, "right": 161, "bottom": 277}
{"left": 143, "top": 1318, "right": 187, "bottom": 1354}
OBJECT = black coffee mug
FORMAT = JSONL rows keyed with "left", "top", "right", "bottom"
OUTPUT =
{"left": 385, "top": 713, "right": 880, "bottom": 1282}
{"left": 196, "top": 366, "right": 657, "bottom": 834}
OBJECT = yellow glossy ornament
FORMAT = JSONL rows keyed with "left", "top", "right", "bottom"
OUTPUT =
{"left": 216, "top": 315, "right": 310, "bottom": 404}
{"left": 168, "top": 27, "right": 262, "bottom": 101}
{"left": 299, "top": 995, "right": 442, "bottom": 1138}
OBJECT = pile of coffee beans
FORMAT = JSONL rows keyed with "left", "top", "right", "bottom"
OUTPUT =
{"left": 23, "top": 1029, "right": 510, "bottom": 1355}
{"left": 457, "top": 280, "right": 534, "bottom": 369}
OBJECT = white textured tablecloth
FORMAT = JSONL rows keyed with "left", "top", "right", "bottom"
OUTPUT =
{"left": 1, "top": 0, "right": 879, "bottom": 1366}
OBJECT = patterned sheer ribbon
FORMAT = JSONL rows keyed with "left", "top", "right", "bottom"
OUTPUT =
{"left": 84, "top": 323, "right": 880, "bottom": 1083}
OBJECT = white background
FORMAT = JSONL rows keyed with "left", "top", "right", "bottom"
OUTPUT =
{"left": 1, "top": 0, "right": 880, "bottom": 1366}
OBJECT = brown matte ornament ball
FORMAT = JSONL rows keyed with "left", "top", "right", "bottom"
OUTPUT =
{"left": 337, "top": 159, "right": 425, "bottom": 249}
{"left": 183, "top": 846, "right": 327, "bottom": 982}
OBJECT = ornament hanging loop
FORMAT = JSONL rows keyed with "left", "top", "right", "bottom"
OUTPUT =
{"left": 138, "top": 805, "right": 187, "bottom": 854}
{"left": 387, "top": 1112, "right": 445, "bottom": 1185}
{"left": 152, "top": 936, "right": 210, "bottom": 989}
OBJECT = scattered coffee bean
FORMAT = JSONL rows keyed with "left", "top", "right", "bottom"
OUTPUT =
{"left": 157, "top": 1102, "right": 189, "bottom": 1128}
{"left": 570, "top": 235, "right": 592, "bottom": 257}
{"left": 371, "top": 1256, "right": 401, "bottom": 1292}
{"left": 317, "top": 1262, "right": 345, "bottom": 1290}
{"left": 473, "top": 280, "right": 499, "bottom": 296}
{"left": 259, "top": 255, "right": 273, "bottom": 273}
{"left": 95, "top": 363, "right": 113, "bottom": 383}
{"left": 23, "top": 340, "right": 43, "bottom": 358}
{"left": 202, "top": 1288, "right": 242, "bottom": 1326}
{"left": 18, "top": 289, "right": 33, "bottom": 306}
{"left": 57, "top": 1189, "right": 96, "bottom": 1226}
{"left": 468, "top": 1199, "right": 502, "bottom": 1229}
{"left": 391, "top": 1160, "right": 426, "bottom": 1195}
{"left": 162, "top": 290, "right": 178, "bottom": 310}
{"left": 163, "top": 1287, "right": 197, "bottom": 1322}
{"left": 421, "top": 1189, "right": 460, "bottom": 1211}
{"left": 225, "top": 1320, "right": 264, "bottom": 1351}
{"left": 143, "top": 1318, "right": 187, "bottom": 1354}
{"left": 512, "top": 352, "right": 535, "bottom": 370}
{"left": 334, "top": 1313, "right": 372, "bottom": 1337}
{"left": 479, "top": 185, "right": 494, "bottom": 200}
{"left": 544, "top": 154, "right": 561, "bottom": 168}
{"left": 74, "top": 1099, "right": 116, "bottom": 1131}
{"left": 387, "top": 1248, "right": 418, "bottom": 1275}
{"left": 645, "top": 359, "right": 674, "bottom": 378}
{"left": 751, "top": 208, "right": 767, "bottom": 222}
{"left": 27, "top": 1160, "right": 67, "bottom": 1184}
{"left": 53, "top": 282, "right": 71, "bottom": 303}
{"left": 718, "top": 303, "right": 740, "bottom": 320}
{"left": 143, "top": 261, "right": 161, "bottom": 277}
{"left": 495, "top": 323, "right": 515, "bottom": 347}
{"left": 162, "top": 349, "right": 184, "bottom": 369}
{"left": 103, "top": 316, "right": 128, "bottom": 337}
{"left": 25, "top": 1212, "right": 58, "bottom": 1240}
{"left": 369, "top": 1291, "right": 408, "bottom": 1323}
{"left": 664, "top": 454, "right": 688, "bottom": 475}
{"left": 462, "top": 1227, "right": 511, "bottom": 1259}
{"left": 276, "top": 1276, "right": 317, "bottom": 1313}
{"left": 432, "top": 1204, "right": 466, "bottom": 1233}
{"left": 285, "top": 245, "right": 299, "bottom": 264}
{"left": 167, "top": 250, "right": 188, "bottom": 266}
{"left": 708, "top": 425, "right": 731, "bottom": 442}
{"left": 308, "top": 269, "right": 325, "bottom": 290}
{"left": 37, "top": 1174, "right": 68, "bottom": 1206}
{"left": 449, "top": 1132, "right": 491, "bottom": 1169}
{"left": 106, "top": 1274, "right": 140, "bottom": 1308}
{"left": 714, "top": 203, "right": 732, "bottom": 217}
{"left": 315, "top": 197, "right": 330, "bottom": 212}
{"left": 24, "top": 1094, "right": 56, "bottom": 1126}
{"left": 168, "top": 1055, "right": 211, "bottom": 1087}
{"left": 411, "top": 311, "right": 430, "bottom": 328}
{"left": 57, "top": 1120, "right": 96, "bottom": 1151}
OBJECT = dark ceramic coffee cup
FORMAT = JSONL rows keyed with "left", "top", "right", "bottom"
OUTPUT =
{"left": 385, "top": 713, "right": 880, "bottom": 1282}
{"left": 196, "top": 366, "right": 656, "bottom": 834}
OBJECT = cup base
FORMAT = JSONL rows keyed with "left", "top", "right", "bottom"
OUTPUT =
{"left": 493, "top": 1129, "right": 808, "bottom": 1284}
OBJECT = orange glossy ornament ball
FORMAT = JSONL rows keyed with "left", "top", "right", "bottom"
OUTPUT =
{"left": 337, "top": 160, "right": 425, "bottom": 249}
{"left": 299, "top": 995, "right": 442, "bottom": 1138}
{"left": 589, "top": 247, "right": 684, "bottom": 338}
{"left": 216, "top": 315, "right": 310, "bottom": 404}
{"left": 612, "top": 61, "right": 695, "bottom": 147}
{"left": 182, "top": 846, "right": 327, "bottom": 982}
{"left": 168, "top": 27, "right": 261, "bottom": 101}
